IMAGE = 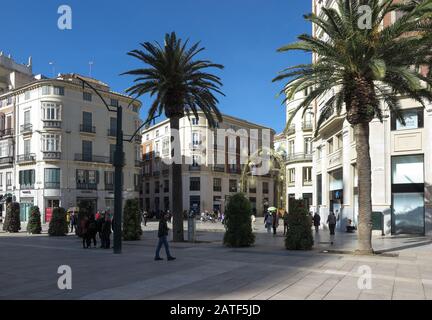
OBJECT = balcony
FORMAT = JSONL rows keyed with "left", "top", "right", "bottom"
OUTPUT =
{"left": 286, "top": 152, "right": 312, "bottom": 164}
{"left": 286, "top": 125, "right": 296, "bottom": 136}
{"left": 134, "top": 134, "right": 142, "bottom": 143}
{"left": 189, "top": 165, "right": 201, "bottom": 171}
{"left": 43, "top": 120, "right": 62, "bottom": 129}
{"left": 20, "top": 123, "right": 33, "bottom": 134}
{"left": 74, "top": 153, "right": 110, "bottom": 164}
{"left": 80, "top": 124, "right": 96, "bottom": 134}
{"left": 213, "top": 165, "right": 225, "bottom": 172}
{"left": 77, "top": 182, "right": 97, "bottom": 190}
{"left": 17, "top": 153, "right": 36, "bottom": 164}
{"left": 302, "top": 121, "right": 313, "bottom": 131}
{"left": 42, "top": 151, "right": 61, "bottom": 160}
{"left": 327, "top": 148, "right": 343, "bottom": 169}
{"left": 0, "top": 156, "right": 13, "bottom": 166}
{"left": 135, "top": 160, "right": 143, "bottom": 167}
{"left": 0, "top": 128, "right": 14, "bottom": 138}
{"left": 45, "top": 182, "right": 60, "bottom": 189}
{"left": 105, "top": 183, "right": 114, "bottom": 191}
{"left": 20, "top": 184, "right": 34, "bottom": 190}
{"left": 107, "top": 128, "right": 117, "bottom": 137}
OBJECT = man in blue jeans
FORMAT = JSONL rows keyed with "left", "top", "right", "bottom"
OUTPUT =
{"left": 155, "top": 212, "right": 176, "bottom": 261}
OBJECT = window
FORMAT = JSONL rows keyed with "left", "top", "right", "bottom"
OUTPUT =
{"left": 82, "top": 111, "right": 93, "bottom": 130}
{"left": 192, "top": 155, "right": 200, "bottom": 167}
{"left": 328, "top": 138, "right": 334, "bottom": 154}
{"left": 304, "top": 137, "right": 312, "bottom": 154}
{"left": 109, "top": 117, "right": 117, "bottom": 135}
{"left": 392, "top": 155, "right": 424, "bottom": 184}
{"left": 19, "top": 169, "right": 35, "bottom": 189}
{"left": 249, "top": 179, "right": 256, "bottom": 193}
{"left": 24, "top": 110, "right": 31, "bottom": 125}
{"left": 303, "top": 167, "right": 312, "bottom": 185}
{"left": 162, "top": 138, "right": 170, "bottom": 156}
{"left": 83, "top": 92, "right": 92, "bottom": 101}
{"left": 391, "top": 108, "right": 424, "bottom": 131}
{"left": 191, "top": 117, "right": 199, "bottom": 125}
{"left": 0, "top": 140, "right": 12, "bottom": 157}
{"left": 0, "top": 173, "right": 3, "bottom": 188}
{"left": 165, "top": 126, "right": 169, "bottom": 134}
{"left": 192, "top": 132, "right": 200, "bottom": 147}
{"left": 42, "top": 102, "right": 61, "bottom": 120}
{"left": 146, "top": 134, "right": 150, "bottom": 141}
{"left": 190, "top": 177, "right": 201, "bottom": 191}
{"left": 110, "top": 99, "right": 119, "bottom": 107}
{"left": 213, "top": 178, "right": 222, "bottom": 192}
{"left": 45, "top": 168, "right": 60, "bottom": 189}
{"left": 155, "top": 130, "right": 159, "bottom": 138}
{"left": 76, "top": 169, "right": 98, "bottom": 189}
{"left": 145, "top": 182, "right": 150, "bottom": 194}
{"left": 25, "top": 91, "right": 30, "bottom": 100}
{"left": 288, "top": 168, "right": 296, "bottom": 184}
{"left": 317, "top": 146, "right": 322, "bottom": 159}
{"left": 263, "top": 182, "right": 269, "bottom": 194}
{"left": 24, "top": 139, "right": 31, "bottom": 155}
{"left": 288, "top": 140, "right": 295, "bottom": 155}
{"left": 42, "top": 134, "right": 61, "bottom": 152}
{"left": 154, "top": 141, "right": 160, "bottom": 157}
{"left": 145, "top": 145, "right": 150, "bottom": 160}
{"left": 41, "top": 86, "right": 51, "bottom": 95}
{"left": 316, "top": 174, "right": 322, "bottom": 205}
{"left": 104, "top": 171, "right": 114, "bottom": 189}
{"left": 154, "top": 181, "right": 160, "bottom": 193}
{"left": 53, "top": 86, "right": 64, "bottom": 96}
{"left": 110, "top": 144, "right": 116, "bottom": 163}
{"left": 6, "top": 172, "right": 12, "bottom": 188}
{"left": 164, "top": 180, "right": 169, "bottom": 193}
{"left": 229, "top": 179, "right": 237, "bottom": 193}
{"left": 82, "top": 140, "right": 93, "bottom": 161}
{"left": 336, "top": 133, "right": 343, "bottom": 150}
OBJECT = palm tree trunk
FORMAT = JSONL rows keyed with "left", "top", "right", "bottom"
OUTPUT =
{"left": 170, "top": 116, "right": 184, "bottom": 242}
{"left": 354, "top": 122, "right": 373, "bottom": 254}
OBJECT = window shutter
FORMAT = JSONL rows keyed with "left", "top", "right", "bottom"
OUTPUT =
{"left": 19, "top": 171, "right": 22, "bottom": 184}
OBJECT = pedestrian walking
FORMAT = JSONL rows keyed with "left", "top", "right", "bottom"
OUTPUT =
{"left": 70, "top": 212, "right": 77, "bottom": 233}
{"left": 154, "top": 212, "right": 176, "bottom": 261}
{"left": 283, "top": 210, "right": 289, "bottom": 235}
{"left": 87, "top": 215, "right": 98, "bottom": 248}
{"left": 96, "top": 211, "right": 104, "bottom": 247}
{"left": 101, "top": 214, "right": 112, "bottom": 249}
{"left": 327, "top": 212, "right": 337, "bottom": 244}
{"left": 313, "top": 212, "right": 321, "bottom": 233}
{"left": 272, "top": 210, "right": 280, "bottom": 235}
{"left": 251, "top": 213, "right": 256, "bottom": 231}
{"left": 264, "top": 211, "right": 274, "bottom": 234}
{"left": 80, "top": 215, "right": 89, "bottom": 248}
{"left": 143, "top": 210, "right": 148, "bottom": 226}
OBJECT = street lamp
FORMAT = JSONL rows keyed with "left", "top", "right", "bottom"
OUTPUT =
{"left": 77, "top": 76, "right": 159, "bottom": 254}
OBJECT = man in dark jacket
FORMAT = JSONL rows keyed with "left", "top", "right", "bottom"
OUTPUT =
{"left": 101, "top": 215, "right": 112, "bottom": 249}
{"left": 154, "top": 213, "right": 176, "bottom": 261}
{"left": 313, "top": 213, "right": 321, "bottom": 233}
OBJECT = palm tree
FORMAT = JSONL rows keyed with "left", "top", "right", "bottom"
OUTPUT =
{"left": 273, "top": 0, "right": 432, "bottom": 254}
{"left": 123, "top": 32, "right": 224, "bottom": 242}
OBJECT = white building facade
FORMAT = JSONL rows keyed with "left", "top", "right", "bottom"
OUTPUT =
{"left": 142, "top": 112, "right": 277, "bottom": 216}
{"left": 309, "top": 0, "right": 432, "bottom": 236}
{"left": 0, "top": 74, "right": 142, "bottom": 223}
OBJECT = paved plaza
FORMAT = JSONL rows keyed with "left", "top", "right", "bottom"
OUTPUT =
{"left": 1, "top": 221, "right": 432, "bottom": 300}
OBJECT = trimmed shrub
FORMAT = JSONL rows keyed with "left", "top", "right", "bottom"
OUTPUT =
{"left": 223, "top": 193, "right": 255, "bottom": 247}
{"left": 122, "top": 199, "right": 142, "bottom": 241}
{"left": 285, "top": 199, "right": 313, "bottom": 250}
{"left": 27, "top": 206, "right": 42, "bottom": 234}
{"left": 2, "top": 202, "right": 21, "bottom": 233}
{"left": 48, "top": 207, "right": 68, "bottom": 236}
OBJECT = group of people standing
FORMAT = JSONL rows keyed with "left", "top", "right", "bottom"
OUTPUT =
{"left": 79, "top": 211, "right": 113, "bottom": 249}
{"left": 263, "top": 208, "right": 289, "bottom": 235}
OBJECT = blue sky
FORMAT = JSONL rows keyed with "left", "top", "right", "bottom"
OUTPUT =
{"left": 1, "top": 0, "right": 311, "bottom": 132}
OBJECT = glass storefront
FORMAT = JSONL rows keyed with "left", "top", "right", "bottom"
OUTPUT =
{"left": 391, "top": 155, "right": 424, "bottom": 235}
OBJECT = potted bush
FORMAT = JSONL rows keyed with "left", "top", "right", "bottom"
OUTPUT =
{"left": 27, "top": 206, "right": 42, "bottom": 234}
{"left": 223, "top": 193, "right": 255, "bottom": 247}
{"left": 48, "top": 207, "right": 68, "bottom": 236}
{"left": 285, "top": 199, "right": 313, "bottom": 250}
{"left": 2, "top": 201, "right": 21, "bottom": 233}
{"left": 122, "top": 199, "right": 142, "bottom": 241}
